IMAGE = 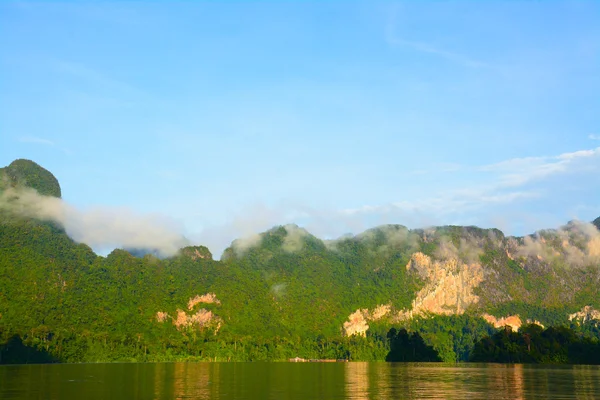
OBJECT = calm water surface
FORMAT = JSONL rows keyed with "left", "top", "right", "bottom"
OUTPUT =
{"left": 1, "top": 362, "right": 599, "bottom": 399}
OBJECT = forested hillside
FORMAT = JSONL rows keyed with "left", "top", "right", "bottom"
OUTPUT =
{"left": 1, "top": 159, "right": 599, "bottom": 363}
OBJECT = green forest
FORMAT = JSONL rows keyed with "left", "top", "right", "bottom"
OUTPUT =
{"left": 1, "top": 159, "right": 599, "bottom": 364}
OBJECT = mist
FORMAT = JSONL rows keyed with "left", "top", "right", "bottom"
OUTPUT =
{"left": 3, "top": 186, "right": 599, "bottom": 265}
{"left": 515, "top": 220, "right": 600, "bottom": 267}
{"left": 0, "top": 187, "right": 188, "bottom": 257}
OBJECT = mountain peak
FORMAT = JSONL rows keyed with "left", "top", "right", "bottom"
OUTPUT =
{"left": 1, "top": 159, "right": 61, "bottom": 198}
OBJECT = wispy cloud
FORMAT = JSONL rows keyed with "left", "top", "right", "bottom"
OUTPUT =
{"left": 481, "top": 147, "right": 600, "bottom": 187}
{"left": 384, "top": 8, "right": 490, "bottom": 69}
{"left": 46, "top": 59, "right": 162, "bottom": 113}
{"left": 343, "top": 146, "right": 600, "bottom": 221}
{"left": 18, "top": 136, "right": 55, "bottom": 146}
{"left": 0, "top": 187, "right": 187, "bottom": 257}
{"left": 589, "top": 134, "right": 600, "bottom": 140}
{"left": 51, "top": 60, "right": 140, "bottom": 96}
{"left": 17, "top": 136, "right": 72, "bottom": 155}
{"left": 386, "top": 36, "right": 491, "bottom": 69}
{"left": 185, "top": 145, "right": 600, "bottom": 257}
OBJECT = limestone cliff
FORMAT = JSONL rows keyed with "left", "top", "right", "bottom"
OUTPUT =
{"left": 569, "top": 306, "right": 600, "bottom": 324}
{"left": 343, "top": 304, "right": 392, "bottom": 337}
{"left": 180, "top": 246, "right": 213, "bottom": 261}
{"left": 343, "top": 251, "right": 487, "bottom": 336}
{"left": 156, "top": 293, "right": 223, "bottom": 333}
{"left": 397, "top": 252, "right": 484, "bottom": 319}
{"left": 482, "top": 314, "right": 523, "bottom": 331}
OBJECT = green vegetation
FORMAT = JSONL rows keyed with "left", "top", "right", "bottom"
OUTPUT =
{"left": 0, "top": 159, "right": 61, "bottom": 198}
{"left": 471, "top": 325, "right": 600, "bottom": 364}
{"left": 1, "top": 159, "right": 599, "bottom": 364}
{"left": 403, "top": 315, "right": 496, "bottom": 362}
{"left": 385, "top": 328, "right": 441, "bottom": 362}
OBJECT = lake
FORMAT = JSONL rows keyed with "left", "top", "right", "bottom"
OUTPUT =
{"left": 1, "top": 362, "right": 599, "bottom": 399}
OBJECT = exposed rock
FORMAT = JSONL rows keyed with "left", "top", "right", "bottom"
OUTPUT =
{"left": 343, "top": 304, "right": 391, "bottom": 337}
{"left": 174, "top": 308, "right": 222, "bottom": 332}
{"left": 482, "top": 314, "right": 523, "bottom": 331}
{"left": 526, "top": 319, "right": 545, "bottom": 329}
{"left": 569, "top": 306, "right": 600, "bottom": 324}
{"left": 156, "top": 294, "right": 223, "bottom": 333}
{"left": 397, "top": 252, "right": 484, "bottom": 319}
{"left": 181, "top": 246, "right": 213, "bottom": 261}
{"left": 156, "top": 311, "right": 169, "bottom": 323}
{"left": 588, "top": 237, "right": 600, "bottom": 258}
{"left": 506, "top": 249, "right": 515, "bottom": 260}
{"left": 188, "top": 293, "right": 221, "bottom": 310}
{"left": 368, "top": 304, "right": 391, "bottom": 321}
{"left": 343, "top": 310, "right": 369, "bottom": 337}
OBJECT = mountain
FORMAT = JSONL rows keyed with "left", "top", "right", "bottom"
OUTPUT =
{"left": 0, "top": 159, "right": 61, "bottom": 198}
{"left": 1, "top": 159, "right": 599, "bottom": 363}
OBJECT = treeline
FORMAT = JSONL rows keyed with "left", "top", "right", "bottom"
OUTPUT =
{"left": 0, "top": 329, "right": 388, "bottom": 364}
{"left": 2, "top": 159, "right": 600, "bottom": 365}
{"left": 1, "top": 219, "right": 599, "bottom": 364}
{"left": 4, "top": 322, "right": 599, "bottom": 365}
{"left": 471, "top": 324, "right": 600, "bottom": 364}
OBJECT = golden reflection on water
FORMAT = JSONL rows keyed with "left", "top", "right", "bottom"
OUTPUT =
{"left": 342, "top": 362, "right": 580, "bottom": 400}
{"left": 144, "top": 362, "right": 600, "bottom": 400}
{"left": 173, "top": 362, "right": 212, "bottom": 400}
{"left": 2, "top": 362, "right": 600, "bottom": 399}
{"left": 344, "top": 362, "right": 369, "bottom": 399}
{"left": 151, "top": 362, "right": 215, "bottom": 400}
{"left": 484, "top": 364, "right": 525, "bottom": 400}
{"left": 373, "top": 363, "right": 392, "bottom": 400}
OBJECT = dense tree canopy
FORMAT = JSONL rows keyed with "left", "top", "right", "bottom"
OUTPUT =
{"left": 1, "top": 159, "right": 599, "bottom": 364}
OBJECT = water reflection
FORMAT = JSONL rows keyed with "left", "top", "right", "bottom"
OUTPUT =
{"left": 1, "top": 362, "right": 600, "bottom": 399}
{"left": 341, "top": 363, "right": 600, "bottom": 400}
{"left": 344, "top": 362, "right": 369, "bottom": 399}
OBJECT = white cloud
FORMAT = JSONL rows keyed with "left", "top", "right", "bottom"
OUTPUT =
{"left": 384, "top": 6, "right": 490, "bottom": 69}
{"left": 17, "top": 136, "right": 72, "bottom": 155}
{"left": 178, "top": 147, "right": 600, "bottom": 257}
{"left": 0, "top": 187, "right": 188, "bottom": 257}
{"left": 482, "top": 147, "right": 600, "bottom": 187}
{"left": 342, "top": 146, "right": 600, "bottom": 223}
{"left": 18, "top": 136, "right": 55, "bottom": 146}
{"left": 589, "top": 134, "right": 600, "bottom": 140}
{"left": 386, "top": 36, "right": 490, "bottom": 69}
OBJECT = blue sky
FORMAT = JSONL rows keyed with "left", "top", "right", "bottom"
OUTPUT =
{"left": 1, "top": 1, "right": 599, "bottom": 256}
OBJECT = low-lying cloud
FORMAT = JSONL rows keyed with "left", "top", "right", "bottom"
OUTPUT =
{"left": 515, "top": 220, "right": 600, "bottom": 267}
{"left": 0, "top": 187, "right": 188, "bottom": 256}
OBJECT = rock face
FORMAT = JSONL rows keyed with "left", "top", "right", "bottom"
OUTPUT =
{"left": 156, "top": 311, "right": 169, "bottom": 323}
{"left": 588, "top": 237, "right": 600, "bottom": 258}
{"left": 482, "top": 314, "right": 523, "bottom": 331}
{"left": 343, "top": 304, "right": 392, "bottom": 337}
{"left": 187, "top": 293, "right": 220, "bottom": 310}
{"left": 343, "top": 252, "right": 487, "bottom": 335}
{"left": 343, "top": 310, "right": 369, "bottom": 337}
{"left": 181, "top": 246, "right": 213, "bottom": 261}
{"left": 156, "top": 293, "right": 222, "bottom": 332}
{"left": 174, "top": 308, "right": 221, "bottom": 331}
{"left": 398, "top": 252, "right": 484, "bottom": 319}
{"left": 569, "top": 306, "right": 600, "bottom": 324}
